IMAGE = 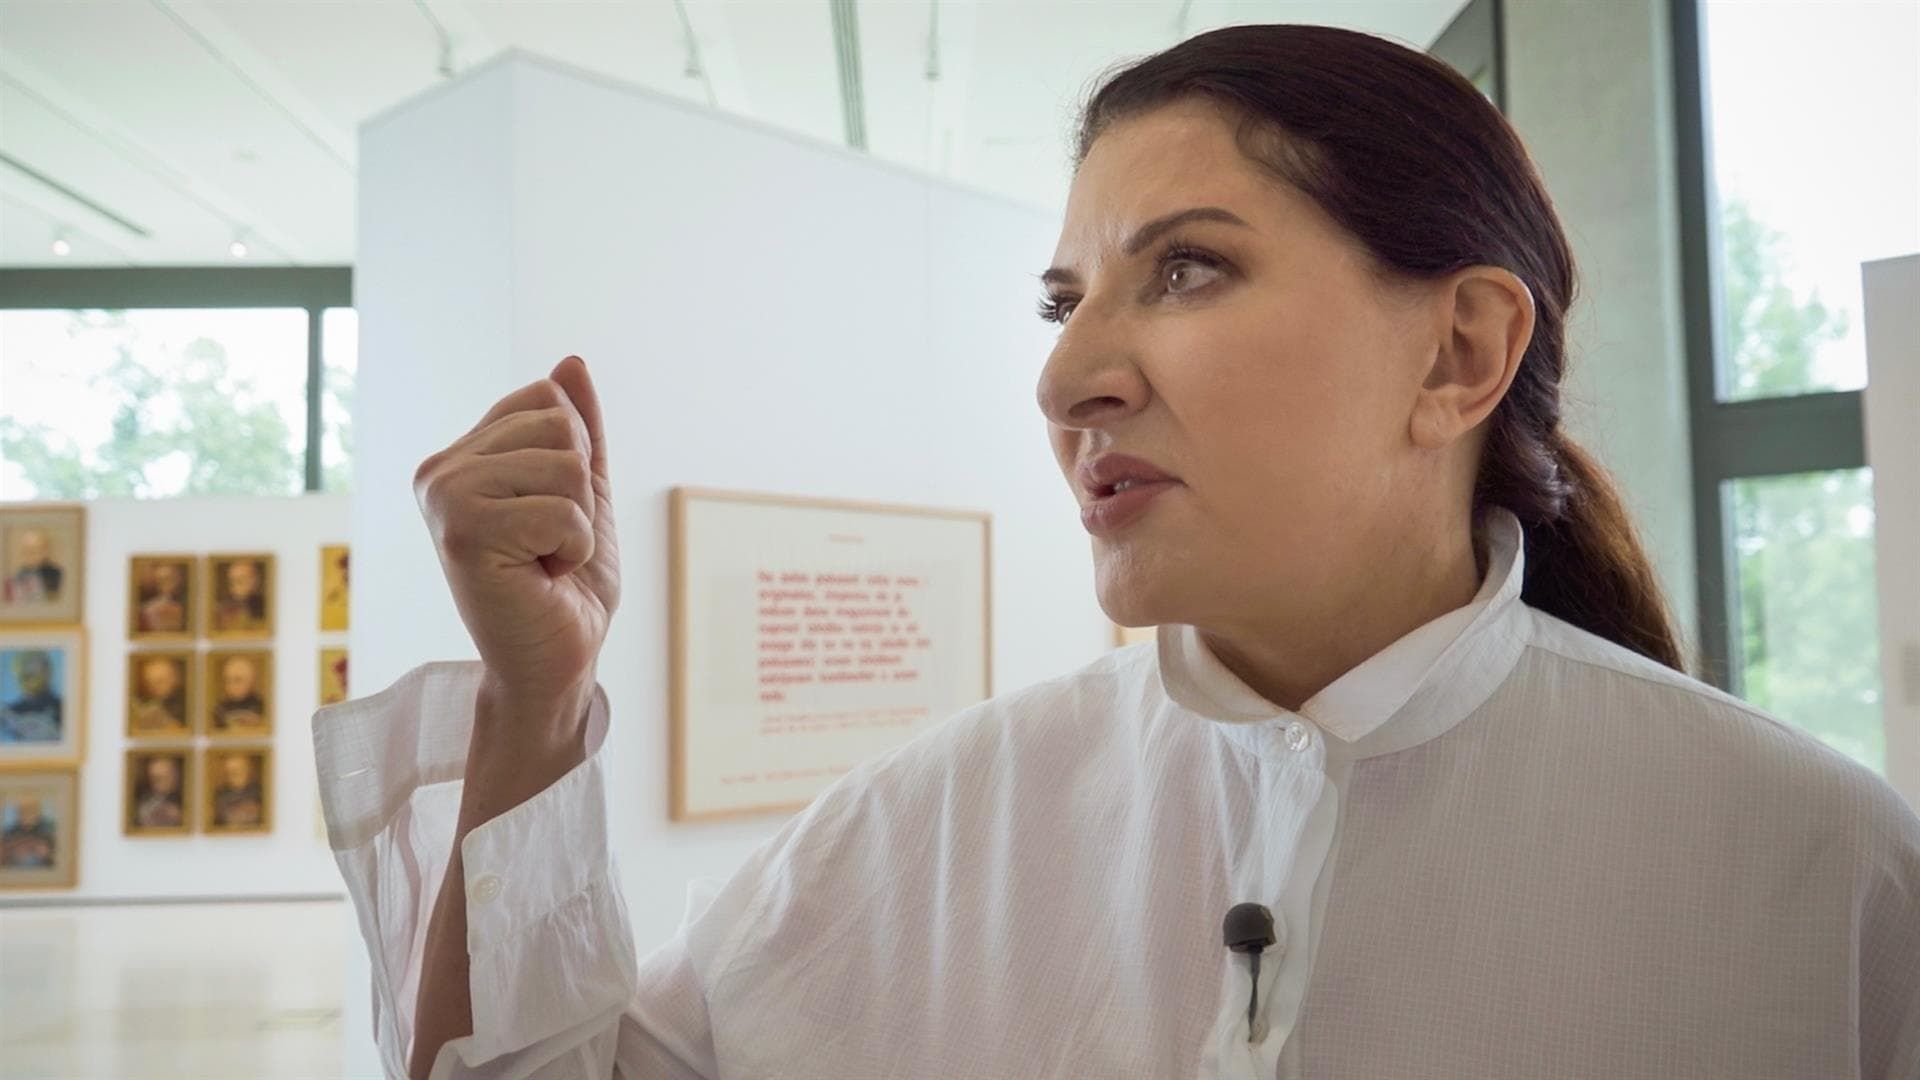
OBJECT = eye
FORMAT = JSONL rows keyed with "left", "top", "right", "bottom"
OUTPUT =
{"left": 1036, "top": 294, "right": 1078, "bottom": 325}
{"left": 1160, "top": 245, "right": 1226, "bottom": 296}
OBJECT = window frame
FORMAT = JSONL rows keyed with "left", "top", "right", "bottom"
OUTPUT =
{"left": 1669, "top": 0, "right": 1869, "bottom": 694}
{"left": 1429, "top": 0, "right": 1507, "bottom": 114}
{"left": 0, "top": 266, "right": 353, "bottom": 493}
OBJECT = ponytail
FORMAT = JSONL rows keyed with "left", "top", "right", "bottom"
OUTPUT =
{"left": 1489, "top": 429, "right": 1691, "bottom": 675}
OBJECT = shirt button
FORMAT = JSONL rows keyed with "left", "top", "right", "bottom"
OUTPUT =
{"left": 471, "top": 874, "right": 502, "bottom": 904}
{"left": 1283, "top": 721, "right": 1313, "bottom": 753}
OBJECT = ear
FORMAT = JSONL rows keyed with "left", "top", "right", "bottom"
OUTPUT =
{"left": 1409, "top": 266, "right": 1535, "bottom": 451}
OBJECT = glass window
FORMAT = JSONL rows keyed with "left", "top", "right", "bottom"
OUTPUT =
{"left": 1727, "top": 468, "right": 1883, "bottom": 772}
{"left": 1702, "top": 1, "right": 1920, "bottom": 401}
{"left": 0, "top": 309, "right": 309, "bottom": 500}
{"left": 319, "top": 308, "right": 358, "bottom": 493}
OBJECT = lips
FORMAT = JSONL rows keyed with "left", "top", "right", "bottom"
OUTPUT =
{"left": 1077, "top": 453, "right": 1178, "bottom": 500}
{"left": 1074, "top": 453, "right": 1181, "bottom": 538}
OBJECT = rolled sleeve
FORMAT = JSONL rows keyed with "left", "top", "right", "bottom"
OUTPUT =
{"left": 314, "top": 661, "right": 636, "bottom": 1078}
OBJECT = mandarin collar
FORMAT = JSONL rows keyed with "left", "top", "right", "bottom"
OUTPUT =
{"left": 1155, "top": 506, "right": 1533, "bottom": 762}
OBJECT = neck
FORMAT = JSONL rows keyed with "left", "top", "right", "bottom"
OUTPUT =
{"left": 1197, "top": 513, "right": 1486, "bottom": 713}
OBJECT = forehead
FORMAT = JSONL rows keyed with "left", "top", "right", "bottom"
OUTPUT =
{"left": 1056, "top": 101, "right": 1284, "bottom": 257}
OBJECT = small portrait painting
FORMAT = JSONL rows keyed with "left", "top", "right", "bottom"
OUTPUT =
{"left": 125, "top": 748, "right": 191, "bottom": 836}
{"left": 206, "top": 650, "right": 273, "bottom": 738}
{"left": 0, "top": 505, "right": 85, "bottom": 625}
{"left": 0, "top": 628, "right": 86, "bottom": 765}
{"left": 0, "top": 770, "right": 78, "bottom": 889}
{"left": 320, "top": 544, "right": 349, "bottom": 632}
{"left": 126, "top": 651, "right": 193, "bottom": 739}
{"left": 202, "top": 746, "right": 272, "bottom": 833}
{"left": 207, "top": 553, "right": 275, "bottom": 639}
{"left": 319, "top": 647, "right": 348, "bottom": 707}
{"left": 129, "top": 555, "right": 197, "bottom": 639}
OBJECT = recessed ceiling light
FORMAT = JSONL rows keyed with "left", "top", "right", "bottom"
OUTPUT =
{"left": 230, "top": 237, "right": 249, "bottom": 258}
{"left": 52, "top": 236, "right": 72, "bottom": 256}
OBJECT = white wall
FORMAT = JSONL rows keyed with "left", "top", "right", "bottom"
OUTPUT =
{"left": 353, "top": 51, "right": 1091, "bottom": 954}
{"left": 1504, "top": 0, "right": 1702, "bottom": 662}
{"left": 1862, "top": 253, "right": 1920, "bottom": 808}
{"left": 0, "top": 494, "right": 349, "bottom": 904}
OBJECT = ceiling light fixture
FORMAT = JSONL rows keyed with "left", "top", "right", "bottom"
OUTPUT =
{"left": 230, "top": 231, "right": 250, "bottom": 258}
{"left": 51, "top": 231, "right": 72, "bottom": 257}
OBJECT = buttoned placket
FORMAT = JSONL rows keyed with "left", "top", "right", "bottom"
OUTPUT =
{"left": 1205, "top": 712, "right": 1338, "bottom": 1080}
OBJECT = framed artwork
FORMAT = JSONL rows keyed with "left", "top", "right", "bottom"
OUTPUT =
{"left": 0, "top": 627, "right": 87, "bottom": 766}
{"left": 1114, "top": 624, "right": 1156, "bottom": 648}
{"left": 129, "top": 555, "right": 197, "bottom": 640}
{"left": 0, "top": 768, "right": 79, "bottom": 889}
{"left": 319, "top": 544, "right": 349, "bottom": 632}
{"left": 126, "top": 650, "right": 194, "bottom": 740}
{"left": 206, "top": 553, "right": 274, "bottom": 640}
{"left": 201, "top": 745, "right": 272, "bottom": 834}
{"left": 318, "top": 647, "right": 348, "bottom": 707}
{"left": 0, "top": 504, "right": 84, "bottom": 626}
{"left": 205, "top": 649, "right": 273, "bottom": 739}
{"left": 670, "top": 487, "right": 991, "bottom": 821}
{"left": 124, "top": 747, "right": 192, "bottom": 836}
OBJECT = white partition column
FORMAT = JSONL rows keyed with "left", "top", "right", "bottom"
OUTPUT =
{"left": 353, "top": 50, "right": 1091, "bottom": 963}
{"left": 1862, "top": 253, "right": 1920, "bottom": 809}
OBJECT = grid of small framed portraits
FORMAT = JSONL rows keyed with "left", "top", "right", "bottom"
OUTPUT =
{"left": 124, "top": 552, "right": 276, "bottom": 837}
{"left": 1, "top": 503, "right": 87, "bottom": 891}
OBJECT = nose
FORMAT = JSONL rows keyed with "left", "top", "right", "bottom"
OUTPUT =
{"left": 1034, "top": 305, "right": 1151, "bottom": 432}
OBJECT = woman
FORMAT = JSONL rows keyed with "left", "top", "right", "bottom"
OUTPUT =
{"left": 316, "top": 24, "right": 1920, "bottom": 1080}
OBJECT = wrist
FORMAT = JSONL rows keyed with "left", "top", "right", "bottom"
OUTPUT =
{"left": 462, "top": 669, "right": 597, "bottom": 826}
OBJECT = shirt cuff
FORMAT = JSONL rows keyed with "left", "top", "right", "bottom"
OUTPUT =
{"left": 457, "top": 721, "right": 639, "bottom": 1062}
{"left": 313, "top": 660, "right": 636, "bottom": 1074}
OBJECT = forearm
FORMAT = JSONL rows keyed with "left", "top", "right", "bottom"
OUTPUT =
{"left": 409, "top": 672, "right": 597, "bottom": 1080}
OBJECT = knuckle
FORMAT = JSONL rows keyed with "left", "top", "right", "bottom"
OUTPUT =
{"left": 411, "top": 451, "right": 443, "bottom": 499}
{"left": 439, "top": 518, "right": 474, "bottom": 561}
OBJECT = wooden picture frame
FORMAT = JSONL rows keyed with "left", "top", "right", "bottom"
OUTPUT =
{"left": 205, "top": 553, "right": 275, "bottom": 641}
{"left": 204, "top": 649, "right": 274, "bottom": 739}
{"left": 0, "top": 504, "right": 85, "bottom": 627}
{"left": 125, "top": 649, "right": 195, "bottom": 740}
{"left": 128, "top": 554, "right": 198, "bottom": 641}
{"left": 124, "top": 747, "right": 192, "bottom": 837}
{"left": 0, "top": 627, "right": 87, "bottom": 767}
{"left": 0, "top": 767, "right": 79, "bottom": 889}
{"left": 200, "top": 745, "right": 272, "bottom": 834}
{"left": 669, "top": 486, "right": 991, "bottom": 822}
{"left": 319, "top": 544, "right": 349, "bottom": 632}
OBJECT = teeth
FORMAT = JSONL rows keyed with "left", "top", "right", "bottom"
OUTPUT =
{"left": 1112, "top": 480, "right": 1136, "bottom": 493}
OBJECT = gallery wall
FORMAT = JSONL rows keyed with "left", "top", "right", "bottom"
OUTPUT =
{"left": 0, "top": 494, "right": 349, "bottom": 904}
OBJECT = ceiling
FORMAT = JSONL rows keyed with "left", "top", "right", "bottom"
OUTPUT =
{"left": 0, "top": 0, "right": 1468, "bottom": 268}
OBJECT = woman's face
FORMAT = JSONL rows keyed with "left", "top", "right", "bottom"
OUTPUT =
{"left": 1037, "top": 100, "right": 1467, "bottom": 631}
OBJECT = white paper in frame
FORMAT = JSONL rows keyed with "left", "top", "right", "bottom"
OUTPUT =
{"left": 670, "top": 487, "right": 991, "bottom": 821}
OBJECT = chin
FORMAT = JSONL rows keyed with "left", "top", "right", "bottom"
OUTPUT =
{"left": 1095, "top": 564, "right": 1174, "bottom": 630}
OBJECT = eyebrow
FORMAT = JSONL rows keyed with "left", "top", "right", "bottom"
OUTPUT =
{"left": 1039, "top": 206, "right": 1251, "bottom": 288}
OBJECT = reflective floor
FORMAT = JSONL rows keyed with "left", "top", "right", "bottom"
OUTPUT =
{"left": 0, "top": 900, "right": 346, "bottom": 1079}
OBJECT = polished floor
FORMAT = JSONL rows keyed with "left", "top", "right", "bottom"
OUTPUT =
{"left": 0, "top": 900, "right": 347, "bottom": 1079}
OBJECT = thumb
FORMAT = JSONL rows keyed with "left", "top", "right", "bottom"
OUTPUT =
{"left": 550, "top": 355, "right": 609, "bottom": 484}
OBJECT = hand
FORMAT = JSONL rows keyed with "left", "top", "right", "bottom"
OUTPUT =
{"left": 414, "top": 356, "right": 621, "bottom": 712}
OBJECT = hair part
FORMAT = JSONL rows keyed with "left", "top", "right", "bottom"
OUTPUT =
{"left": 1076, "top": 24, "right": 1691, "bottom": 673}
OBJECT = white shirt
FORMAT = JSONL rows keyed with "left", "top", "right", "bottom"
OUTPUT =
{"left": 315, "top": 506, "right": 1920, "bottom": 1079}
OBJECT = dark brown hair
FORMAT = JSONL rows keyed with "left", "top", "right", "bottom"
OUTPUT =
{"left": 1076, "top": 24, "right": 1690, "bottom": 674}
